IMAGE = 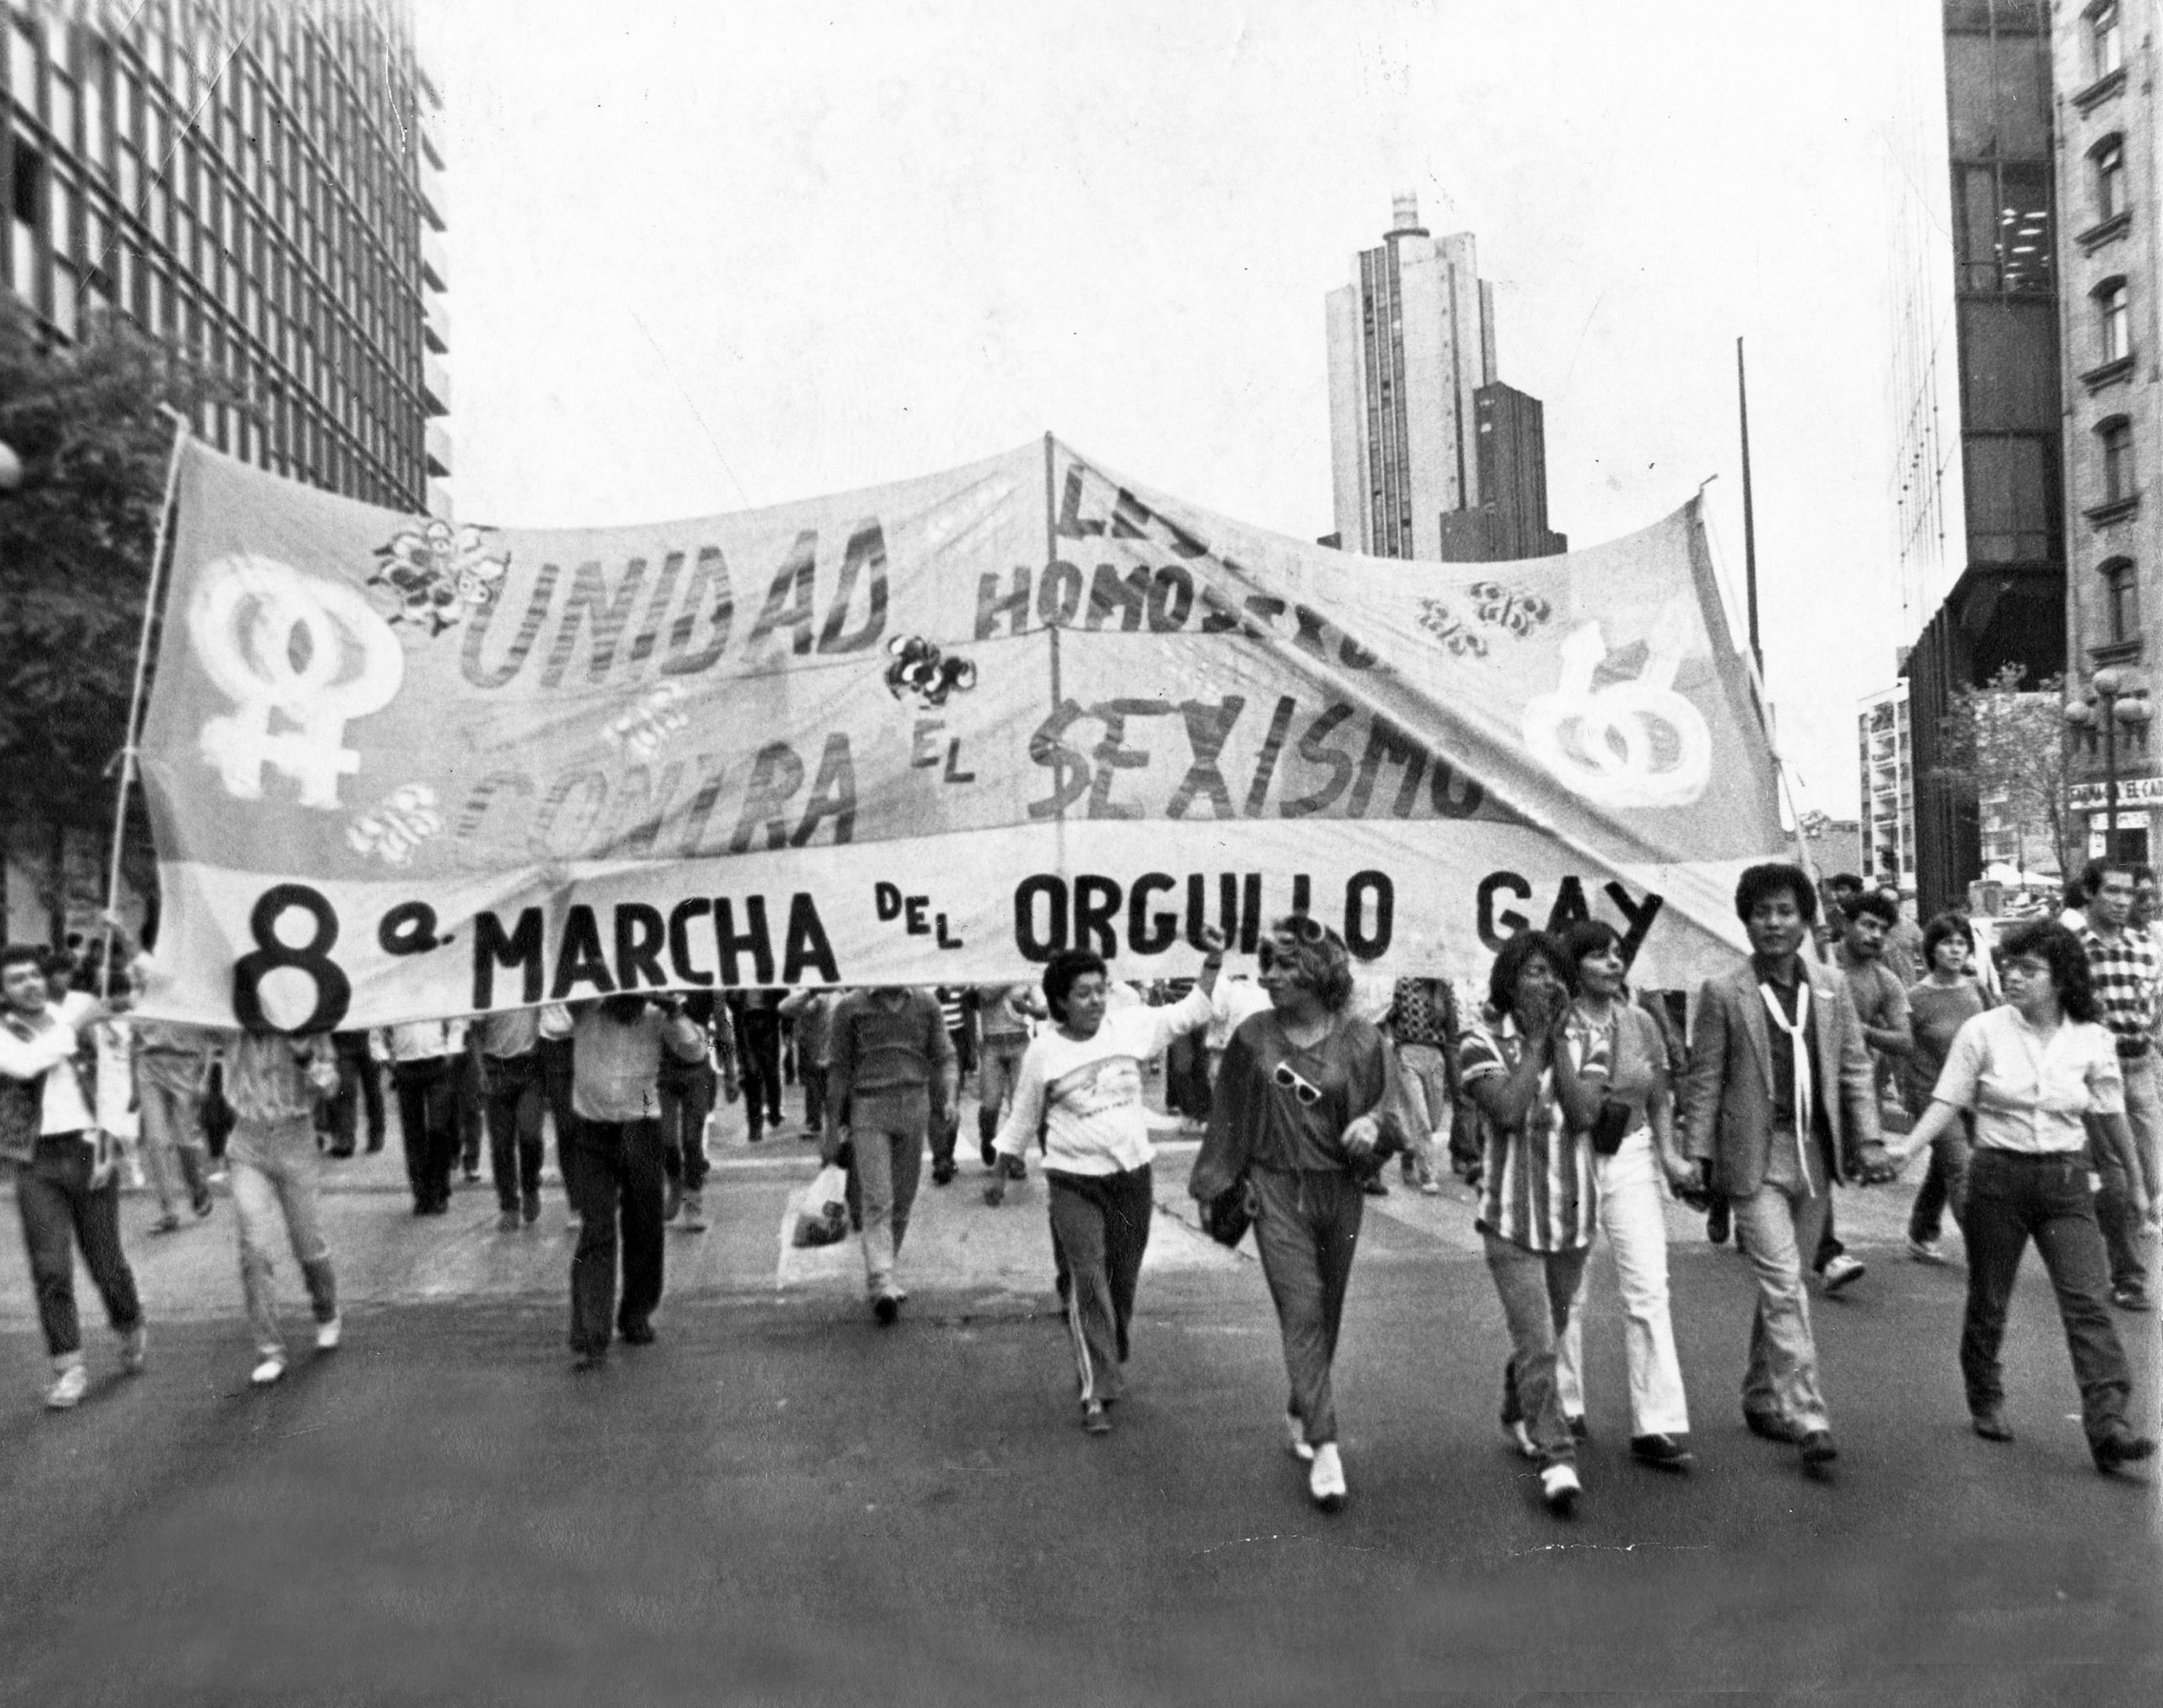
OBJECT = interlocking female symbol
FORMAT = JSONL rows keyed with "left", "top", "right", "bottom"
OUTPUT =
{"left": 188, "top": 554, "right": 405, "bottom": 811}
{"left": 1522, "top": 606, "right": 1713, "bottom": 809}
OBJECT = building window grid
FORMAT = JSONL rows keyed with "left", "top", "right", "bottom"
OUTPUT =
{"left": 2098, "top": 416, "right": 2135, "bottom": 505}
{"left": 2100, "top": 557, "right": 2140, "bottom": 645}
{"left": 2089, "top": 1, "right": 2124, "bottom": 83}
{"left": 2093, "top": 135, "right": 2126, "bottom": 225}
{"left": 2096, "top": 278, "right": 2132, "bottom": 365}
{"left": 5, "top": 3, "right": 431, "bottom": 507}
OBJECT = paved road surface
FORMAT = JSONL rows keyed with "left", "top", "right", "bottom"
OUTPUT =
{"left": 2, "top": 1088, "right": 2158, "bottom": 1705}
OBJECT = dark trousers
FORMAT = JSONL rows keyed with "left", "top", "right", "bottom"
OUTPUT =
{"left": 802, "top": 1063, "right": 827, "bottom": 1133}
{"left": 1909, "top": 1130, "right": 1971, "bottom": 1245}
{"left": 1250, "top": 1167, "right": 1365, "bottom": 1447}
{"left": 455, "top": 1049, "right": 486, "bottom": 1175}
{"left": 391, "top": 1058, "right": 458, "bottom": 1210}
{"left": 658, "top": 1059, "right": 716, "bottom": 1193}
{"left": 1047, "top": 1165, "right": 1154, "bottom": 1405}
{"left": 326, "top": 1034, "right": 385, "bottom": 1154}
{"left": 567, "top": 1118, "right": 666, "bottom": 1356}
{"left": 1164, "top": 1031, "right": 1212, "bottom": 1121}
{"left": 484, "top": 1051, "right": 544, "bottom": 1210}
{"left": 14, "top": 1134, "right": 143, "bottom": 1357}
{"left": 1813, "top": 1196, "right": 1844, "bottom": 1271}
{"left": 1960, "top": 1148, "right": 2133, "bottom": 1444}
{"left": 537, "top": 1036, "right": 577, "bottom": 1204}
{"left": 734, "top": 1010, "right": 783, "bottom": 1134}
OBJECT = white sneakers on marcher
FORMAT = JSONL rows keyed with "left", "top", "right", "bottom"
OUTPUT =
{"left": 1308, "top": 1443, "right": 1347, "bottom": 1512}
{"left": 1286, "top": 1411, "right": 1315, "bottom": 1462}
{"left": 44, "top": 1360, "right": 89, "bottom": 1410}
{"left": 315, "top": 1314, "right": 342, "bottom": 1352}
{"left": 250, "top": 1352, "right": 286, "bottom": 1386}
{"left": 1540, "top": 1462, "right": 1581, "bottom": 1516}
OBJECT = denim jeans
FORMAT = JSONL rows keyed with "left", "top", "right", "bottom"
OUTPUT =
{"left": 1960, "top": 1147, "right": 2133, "bottom": 1445}
{"left": 1732, "top": 1180, "right": 1833, "bottom": 1433}
{"left": 1047, "top": 1165, "right": 1153, "bottom": 1405}
{"left": 2096, "top": 1053, "right": 2158, "bottom": 1295}
{"left": 135, "top": 1075, "right": 210, "bottom": 1216}
{"left": 13, "top": 1133, "right": 142, "bottom": 1358}
{"left": 1556, "top": 1129, "right": 1690, "bottom": 1438}
{"left": 567, "top": 1118, "right": 666, "bottom": 1356}
{"left": 1908, "top": 1133, "right": 1970, "bottom": 1246}
{"left": 483, "top": 1052, "right": 545, "bottom": 1211}
{"left": 227, "top": 1115, "right": 336, "bottom": 1356}
{"left": 657, "top": 1058, "right": 716, "bottom": 1194}
{"left": 1250, "top": 1167, "right": 1365, "bottom": 1448}
{"left": 1487, "top": 1233, "right": 1591, "bottom": 1467}
{"left": 851, "top": 1101, "right": 927, "bottom": 1301}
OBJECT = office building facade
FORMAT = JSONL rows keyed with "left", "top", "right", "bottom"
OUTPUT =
{"left": 1858, "top": 683, "right": 1918, "bottom": 891}
{"left": 2055, "top": 0, "right": 2160, "bottom": 862}
{"left": 3, "top": 0, "right": 449, "bottom": 514}
{"left": 1900, "top": 0, "right": 2069, "bottom": 916}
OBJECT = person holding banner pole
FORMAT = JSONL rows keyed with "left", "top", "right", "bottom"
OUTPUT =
{"left": 566, "top": 994, "right": 706, "bottom": 1368}
{"left": 983, "top": 926, "right": 1225, "bottom": 1435}
{"left": 824, "top": 986, "right": 956, "bottom": 1325}
{"left": 375, "top": 1020, "right": 466, "bottom": 1216}
{"left": 1189, "top": 917, "right": 1397, "bottom": 1513}
{"left": 2, "top": 946, "right": 146, "bottom": 1411}
{"left": 219, "top": 1027, "right": 344, "bottom": 1385}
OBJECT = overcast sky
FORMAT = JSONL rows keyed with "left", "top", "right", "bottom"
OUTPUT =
{"left": 417, "top": 0, "right": 1947, "bottom": 822}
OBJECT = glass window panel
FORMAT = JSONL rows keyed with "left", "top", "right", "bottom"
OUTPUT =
{"left": 2100, "top": 283, "right": 2132, "bottom": 362}
{"left": 9, "top": 24, "right": 37, "bottom": 109}
{"left": 51, "top": 258, "right": 75, "bottom": 336}
{"left": 49, "top": 71, "right": 74, "bottom": 151}
{"left": 50, "top": 173, "right": 72, "bottom": 261}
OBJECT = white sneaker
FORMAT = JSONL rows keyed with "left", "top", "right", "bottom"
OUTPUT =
{"left": 1308, "top": 1442, "right": 1347, "bottom": 1511}
{"left": 250, "top": 1353, "right": 286, "bottom": 1386}
{"left": 44, "top": 1361, "right": 89, "bottom": 1410}
{"left": 1822, "top": 1254, "right": 1866, "bottom": 1294}
{"left": 1286, "top": 1412, "right": 1315, "bottom": 1462}
{"left": 1506, "top": 1418, "right": 1539, "bottom": 1461}
{"left": 1540, "top": 1461, "right": 1581, "bottom": 1516}
{"left": 315, "top": 1314, "right": 342, "bottom": 1352}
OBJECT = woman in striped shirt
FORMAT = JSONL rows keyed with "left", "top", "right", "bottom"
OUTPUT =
{"left": 1459, "top": 930, "right": 1607, "bottom": 1516}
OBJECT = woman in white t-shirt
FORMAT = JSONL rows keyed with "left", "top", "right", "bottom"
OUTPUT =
{"left": 988, "top": 925, "right": 1225, "bottom": 1435}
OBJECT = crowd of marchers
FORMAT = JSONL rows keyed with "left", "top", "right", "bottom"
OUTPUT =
{"left": 3, "top": 858, "right": 2157, "bottom": 1519}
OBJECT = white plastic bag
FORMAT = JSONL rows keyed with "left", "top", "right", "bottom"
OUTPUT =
{"left": 794, "top": 1164, "right": 851, "bottom": 1247}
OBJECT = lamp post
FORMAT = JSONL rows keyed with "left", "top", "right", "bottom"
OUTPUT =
{"left": 2064, "top": 666, "right": 2154, "bottom": 859}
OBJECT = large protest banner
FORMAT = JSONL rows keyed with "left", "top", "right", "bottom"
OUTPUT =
{"left": 133, "top": 435, "right": 1787, "bottom": 1029}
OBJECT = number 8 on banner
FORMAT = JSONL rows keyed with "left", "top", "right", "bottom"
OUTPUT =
{"left": 232, "top": 884, "right": 352, "bottom": 1033}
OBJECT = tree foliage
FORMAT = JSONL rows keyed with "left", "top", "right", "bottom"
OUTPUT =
{"left": 0, "top": 294, "right": 235, "bottom": 827}
{"left": 1930, "top": 661, "right": 2072, "bottom": 879}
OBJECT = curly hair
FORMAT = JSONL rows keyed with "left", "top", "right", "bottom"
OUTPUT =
{"left": 1997, "top": 921, "right": 2100, "bottom": 1024}
{"left": 1735, "top": 862, "right": 1818, "bottom": 926}
{"left": 1261, "top": 916, "right": 1355, "bottom": 1013}
{"left": 1487, "top": 930, "right": 1577, "bottom": 1019}
{"left": 1841, "top": 890, "right": 1899, "bottom": 928}
{"left": 1042, "top": 948, "right": 1109, "bottom": 1025}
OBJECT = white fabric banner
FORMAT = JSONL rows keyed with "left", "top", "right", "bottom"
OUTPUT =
{"left": 134, "top": 437, "right": 1785, "bottom": 1027}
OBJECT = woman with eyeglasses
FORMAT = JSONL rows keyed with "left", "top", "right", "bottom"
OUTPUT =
{"left": 1458, "top": 930, "right": 1606, "bottom": 1515}
{"left": 986, "top": 923, "right": 1226, "bottom": 1434}
{"left": 1550, "top": 920, "right": 1697, "bottom": 1473}
{"left": 1887, "top": 920, "right": 2155, "bottom": 1474}
{"left": 1189, "top": 916, "right": 1397, "bottom": 1512}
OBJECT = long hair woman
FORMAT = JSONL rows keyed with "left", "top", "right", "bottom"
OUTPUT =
{"left": 1889, "top": 920, "right": 2155, "bottom": 1473}
{"left": 987, "top": 926, "right": 1224, "bottom": 1434}
{"left": 1550, "top": 920, "right": 1697, "bottom": 1473}
{"left": 1460, "top": 929, "right": 1605, "bottom": 1515}
{"left": 1189, "top": 916, "right": 1396, "bottom": 1513}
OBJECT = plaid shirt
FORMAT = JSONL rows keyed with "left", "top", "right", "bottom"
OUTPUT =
{"left": 2078, "top": 924, "right": 2158, "bottom": 1058}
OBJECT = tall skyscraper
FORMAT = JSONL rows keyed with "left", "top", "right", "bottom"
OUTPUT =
{"left": 1325, "top": 193, "right": 1562, "bottom": 561}
{"left": 3, "top": 0, "right": 449, "bottom": 514}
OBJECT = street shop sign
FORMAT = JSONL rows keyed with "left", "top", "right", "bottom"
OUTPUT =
{"left": 133, "top": 437, "right": 1787, "bottom": 1028}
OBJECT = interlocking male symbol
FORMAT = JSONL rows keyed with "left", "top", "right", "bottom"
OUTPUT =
{"left": 1522, "top": 605, "right": 1713, "bottom": 809}
{"left": 188, "top": 554, "right": 405, "bottom": 811}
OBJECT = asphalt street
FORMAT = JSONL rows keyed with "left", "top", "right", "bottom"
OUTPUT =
{"left": 2, "top": 1085, "right": 2159, "bottom": 1706}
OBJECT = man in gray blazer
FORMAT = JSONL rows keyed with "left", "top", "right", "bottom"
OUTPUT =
{"left": 1684, "top": 863, "right": 1892, "bottom": 1471}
